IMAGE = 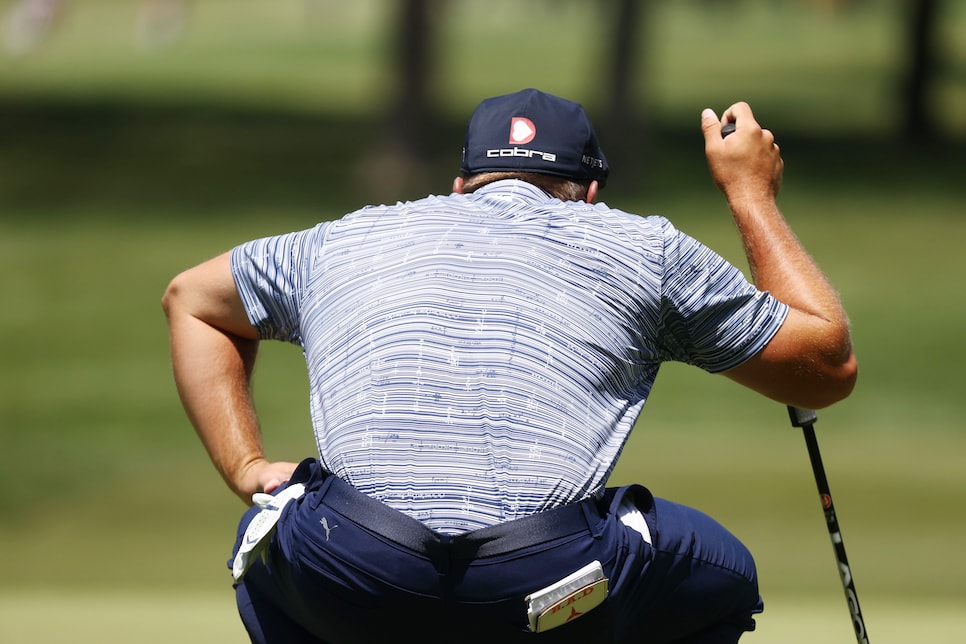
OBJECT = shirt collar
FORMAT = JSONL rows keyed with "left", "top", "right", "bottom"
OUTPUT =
{"left": 470, "top": 179, "right": 554, "bottom": 204}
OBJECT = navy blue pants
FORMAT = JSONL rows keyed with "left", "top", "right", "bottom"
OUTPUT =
{"left": 231, "top": 459, "right": 762, "bottom": 643}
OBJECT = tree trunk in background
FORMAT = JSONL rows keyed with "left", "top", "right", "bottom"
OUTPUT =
{"left": 603, "top": 0, "right": 649, "bottom": 183}
{"left": 362, "top": 0, "right": 440, "bottom": 202}
{"left": 902, "top": 0, "right": 939, "bottom": 142}
{"left": 393, "top": 0, "right": 434, "bottom": 149}
{"left": 607, "top": 0, "right": 641, "bottom": 136}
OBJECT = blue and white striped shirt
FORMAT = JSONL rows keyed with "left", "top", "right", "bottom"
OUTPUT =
{"left": 231, "top": 180, "right": 787, "bottom": 534}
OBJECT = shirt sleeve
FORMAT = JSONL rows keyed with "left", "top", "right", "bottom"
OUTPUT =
{"left": 229, "top": 223, "right": 328, "bottom": 345}
{"left": 656, "top": 218, "right": 789, "bottom": 373}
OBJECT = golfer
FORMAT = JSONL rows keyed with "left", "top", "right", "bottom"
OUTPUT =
{"left": 163, "top": 89, "right": 856, "bottom": 643}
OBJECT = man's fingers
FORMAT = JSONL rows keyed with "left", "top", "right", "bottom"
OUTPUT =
{"left": 263, "top": 479, "right": 283, "bottom": 495}
{"left": 258, "top": 461, "right": 300, "bottom": 495}
{"left": 700, "top": 108, "right": 721, "bottom": 141}
{"left": 722, "top": 101, "right": 753, "bottom": 127}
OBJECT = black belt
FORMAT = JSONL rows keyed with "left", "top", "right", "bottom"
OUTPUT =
{"left": 307, "top": 469, "right": 602, "bottom": 559}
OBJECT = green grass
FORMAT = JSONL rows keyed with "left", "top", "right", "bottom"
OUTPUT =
{"left": 1, "top": 590, "right": 965, "bottom": 643}
{"left": 1, "top": 0, "right": 965, "bottom": 640}
{"left": 2, "top": 590, "right": 962, "bottom": 644}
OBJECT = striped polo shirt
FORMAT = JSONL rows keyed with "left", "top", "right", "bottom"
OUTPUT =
{"left": 231, "top": 179, "right": 787, "bottom": 534}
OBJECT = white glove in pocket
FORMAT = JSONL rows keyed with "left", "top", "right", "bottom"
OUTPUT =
{"left": 231, "top": 483, "right": 306, "bottom": 581}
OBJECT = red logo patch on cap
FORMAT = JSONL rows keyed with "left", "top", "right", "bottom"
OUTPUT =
{"left": 509, "top": 117, "right": 536, "bottom": 145}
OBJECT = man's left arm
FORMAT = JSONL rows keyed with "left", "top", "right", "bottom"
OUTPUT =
{"left": 162, "top": 251, "right": 298, "bottom": 504}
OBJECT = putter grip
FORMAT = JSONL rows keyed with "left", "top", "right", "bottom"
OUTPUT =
{"left": 721, "top": 122, "right": 736, "bottom": 138}
{"left": 788, "top": 406, "right": 818, "bottom": 427}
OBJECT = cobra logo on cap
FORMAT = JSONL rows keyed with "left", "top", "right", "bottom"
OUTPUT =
{"left": 509, "top": 117, "right": 536, "bottom": 145}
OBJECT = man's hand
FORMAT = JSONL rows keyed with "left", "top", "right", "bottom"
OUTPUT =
{"left": 701, "top": 102, "right": 783, "bottom": 207}
{"left": 238, "top": 459, "right": 301, "bottom": 501}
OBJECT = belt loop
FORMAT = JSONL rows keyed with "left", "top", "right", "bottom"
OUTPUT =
{"left": 291, "top": 458, "right": 330, "bottom": 511}
{"left": 581, "top": 496, "right": 605, "bottom": 539}
{"left": 307, "top": 474, "right": 335, "bottom": 511}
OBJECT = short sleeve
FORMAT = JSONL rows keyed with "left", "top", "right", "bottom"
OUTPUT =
{"left": 657, "top": 220, "right": 789, "bottom": 372}
{"left": 229, "top": 224, "right": 327, "bottom": 345}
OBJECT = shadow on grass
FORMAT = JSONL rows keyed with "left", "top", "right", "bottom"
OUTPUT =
{"left": 3, "top": 96, "right": 964, "bottom": 221}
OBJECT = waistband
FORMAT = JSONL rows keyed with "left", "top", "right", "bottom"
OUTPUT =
{"left": 296, "top": 460, "right": 603, "bottom": 559}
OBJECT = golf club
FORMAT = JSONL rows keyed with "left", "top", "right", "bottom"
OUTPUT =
{"left": 719, "top": 115, "right": 868, "bottom": 642}
{"left": 787, "top": 406, "right": 870, "bottom": 644}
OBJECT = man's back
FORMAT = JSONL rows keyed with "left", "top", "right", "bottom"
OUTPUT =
{"left": 232, "top": 179, "right": 784, "bottom": 533}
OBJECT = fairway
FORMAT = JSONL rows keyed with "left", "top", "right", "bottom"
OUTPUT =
{"left": 2, "top": 1, "right": 965, "bottom": 642}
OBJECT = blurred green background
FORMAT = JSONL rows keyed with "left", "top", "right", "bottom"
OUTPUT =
{"left": 1, "top": 1, "right": 964, "bottom": 642}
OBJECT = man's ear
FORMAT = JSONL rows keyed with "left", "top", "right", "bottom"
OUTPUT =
{"left": 452, "top": 177, "right": 465, "bottom": 194}
{"left": 586, "top": 180, "right": 599, "bottom": 204}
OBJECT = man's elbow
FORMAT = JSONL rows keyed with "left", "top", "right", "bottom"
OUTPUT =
{"left": 801, "top": 350, "right": 858, "bottom": 410}
{"left": 726, "top": 341, "right": 859, "bottom": 411}
{"left": 834, "top": 348, "right": 859, "bottom": 401}
{"left": 161, "top": 273, "right": 186, "bottom": 321}
{"left": 161, "top": 270, "right": 205, "bottom": 328}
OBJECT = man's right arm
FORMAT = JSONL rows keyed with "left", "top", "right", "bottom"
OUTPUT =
{"left": 162, "top": 252, "right": 298, "bottom": 503}
{"left": 701, "top": 102, "right": 857, "bottom": 410}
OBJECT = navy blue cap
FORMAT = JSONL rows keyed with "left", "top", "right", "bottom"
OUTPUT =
{"left": 460, "top": 89, "right": 609, "bottom": 187}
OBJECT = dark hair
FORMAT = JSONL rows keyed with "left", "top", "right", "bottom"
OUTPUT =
{"left": 460, "top": 172, "right": 593, "bottom": 202}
